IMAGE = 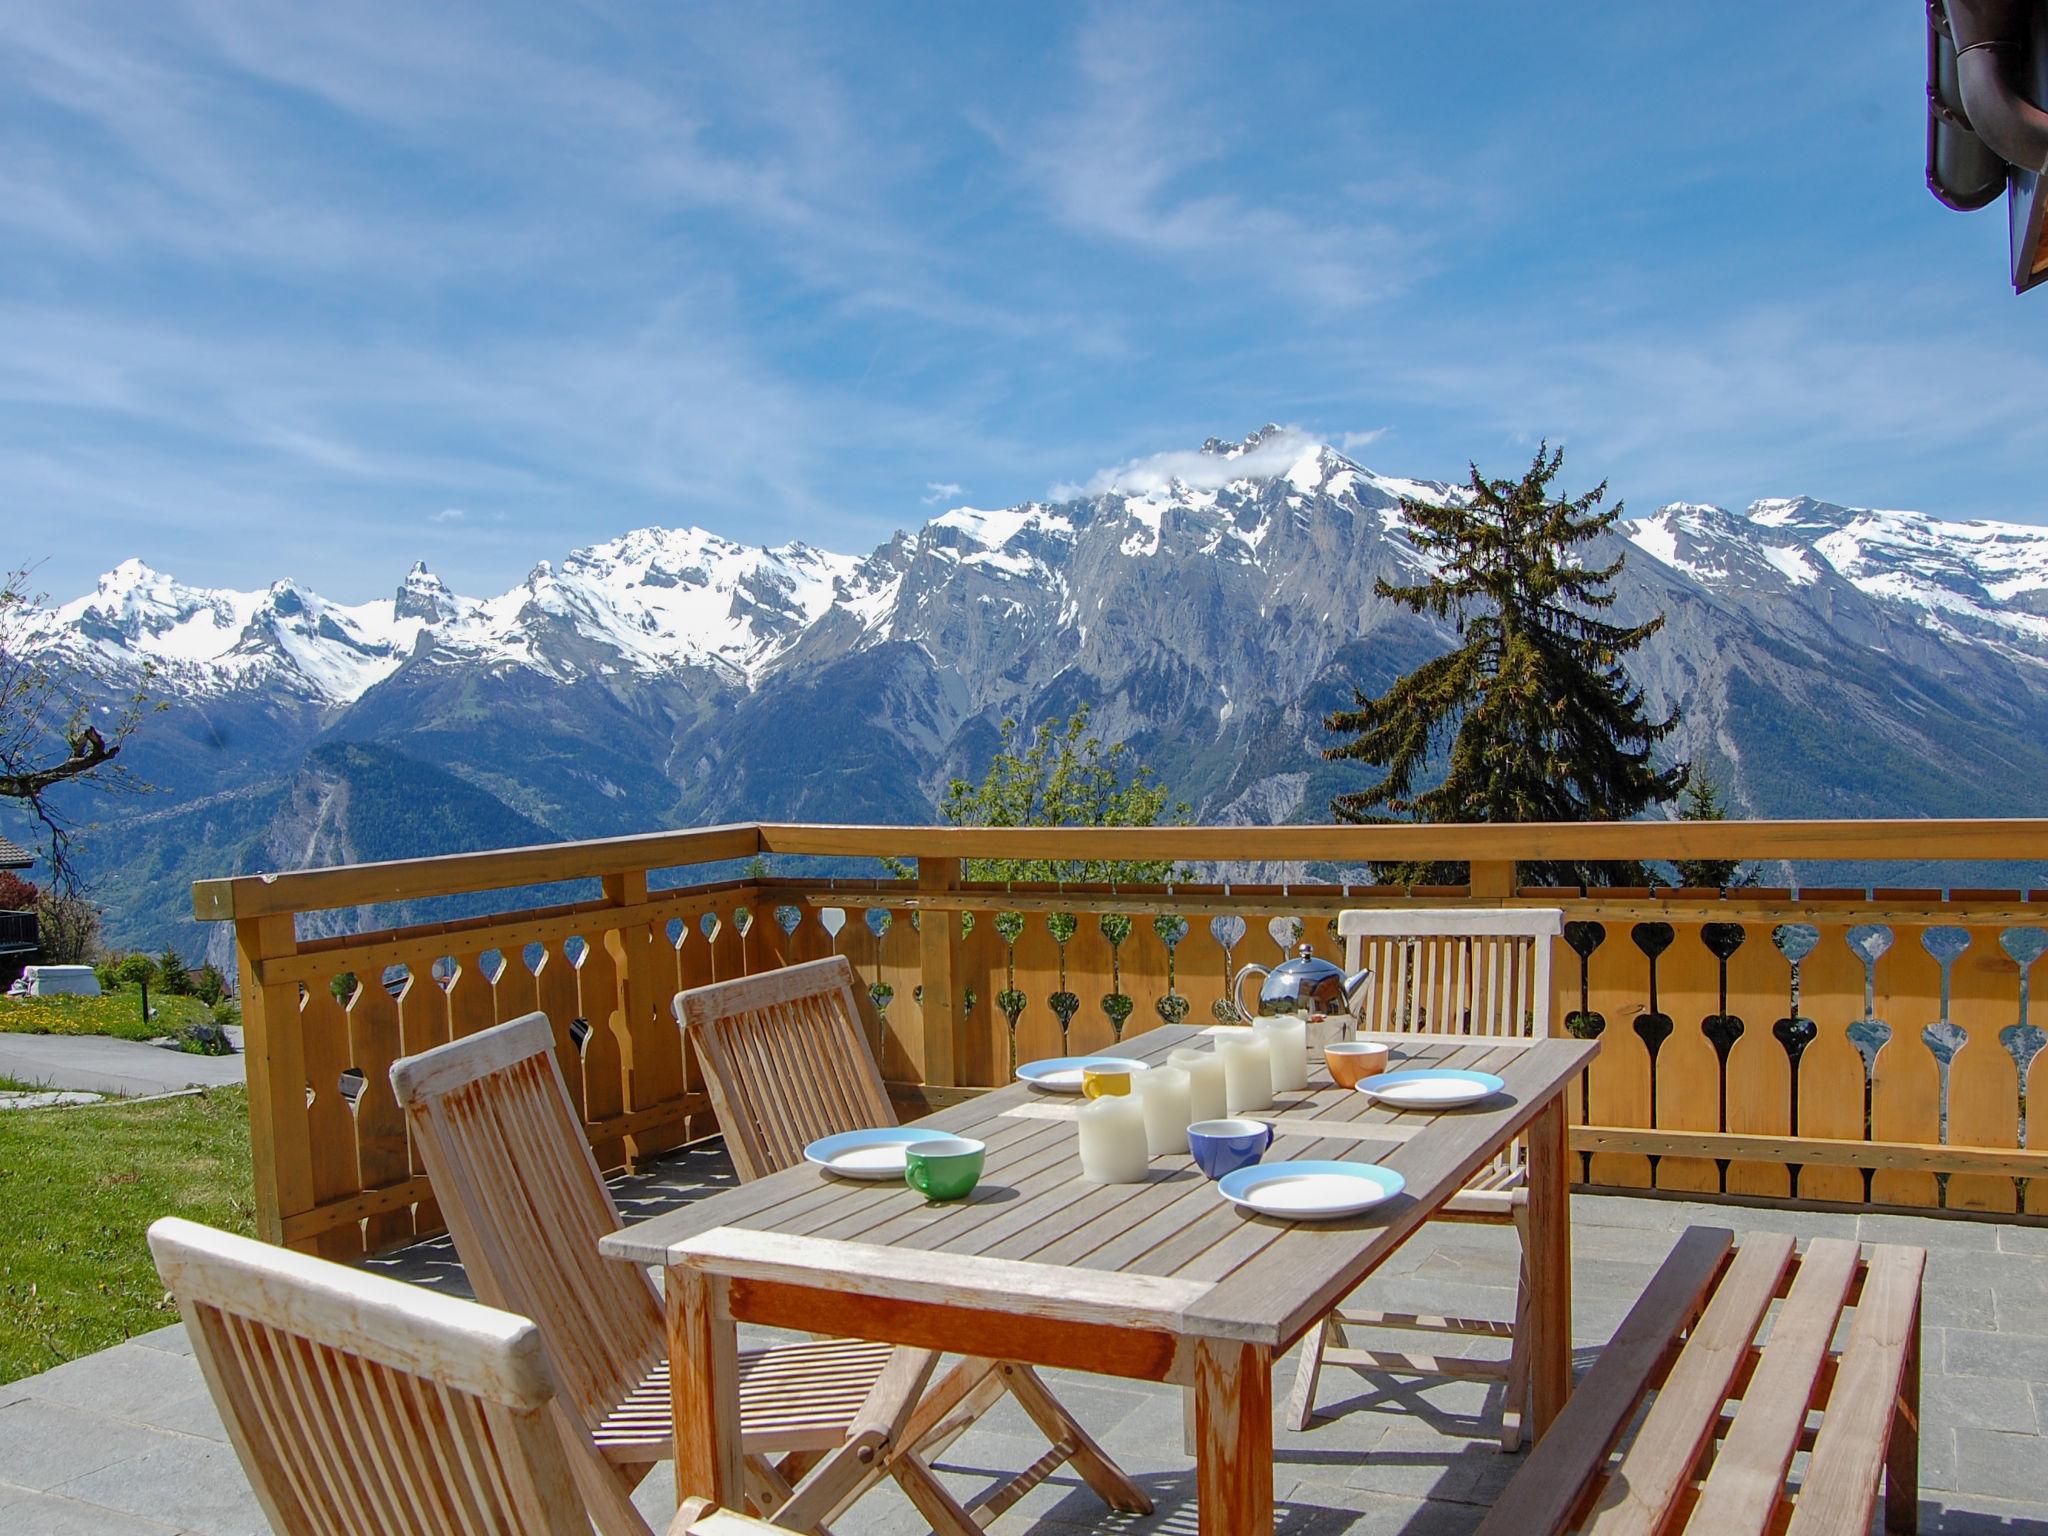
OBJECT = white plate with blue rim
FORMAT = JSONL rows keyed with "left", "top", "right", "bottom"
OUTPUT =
{"left": 804, "top": 1127, "right": 961, "bottom": 1180}
{"left": 1014, "top": 1056, "right": 1151, "bottom": 1093}
{"left": 1355, "top": 1068, "right": 1505, "bottom": 1109}
{"left": 1218, "top": 1160, "right": 1406, "bottom": 1220}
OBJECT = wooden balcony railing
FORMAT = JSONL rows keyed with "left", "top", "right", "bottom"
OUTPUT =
{"left": 192, "top": 819, "right": 2048, "bottom": 1255}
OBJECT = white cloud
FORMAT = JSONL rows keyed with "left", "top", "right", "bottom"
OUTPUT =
{"left": 430, "top": 508, "right": 467, "bottom": 523}
{"left": 1337, "top": 428, "right": 1389, "bottom": 454}
{"left": 922, "top": 481, "right": 963, "bottom": 504}
{"left": 1012, "top": 5, "right": 1427, "bottom": 310}
{"left": 1057, "top": 427, "right": 1323, "bottom": 499}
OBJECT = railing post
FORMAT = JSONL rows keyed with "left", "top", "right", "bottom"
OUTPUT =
{"left": 235, "top": 913, "right": 312, "bottom": 1248}
{"left": 1469, "top": 860, "right": 1514, "bottom": 903}
{"left": 602, "top": 869, "right": 678, "bottom": 1166}
{"left": 917, "top": 857, "right": 961, "bottom": 1088}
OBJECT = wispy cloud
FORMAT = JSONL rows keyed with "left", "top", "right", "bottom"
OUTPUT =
{"left": 1012, "top": 4, "right": 1430, "bottom": 310}
{"left": 922, "top": 482, "right": 964, "bottom": 504}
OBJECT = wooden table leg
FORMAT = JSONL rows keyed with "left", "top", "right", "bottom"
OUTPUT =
{"left": 1526, "top": 1089, "right": 1573, "bottom": 1438}
{"left": 668, "top": 1261, "right": 743, "bottom": 1512}
{"left": 1193, "top": 1336, "right": 1273, "bottom": 1536}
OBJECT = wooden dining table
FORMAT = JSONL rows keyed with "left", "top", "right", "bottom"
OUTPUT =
{"left": 600, "top": 1023, "right": 1599, "bottom": 1535}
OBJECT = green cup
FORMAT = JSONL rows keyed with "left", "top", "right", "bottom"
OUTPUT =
{"left": 904, "top": 1135, "right": 985, "bottom": 1201}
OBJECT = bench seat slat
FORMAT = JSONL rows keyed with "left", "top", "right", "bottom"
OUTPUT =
{"left": 1784, "top": 1244, "right": 1926, "bottom": 1536}
{"left": 1583, "top": 1231, "right": 1798, "bottom": 1536}
{"left": 1684, "top": 1236, "right": 1861, "bottom": 1536}
{"left": 1469, "top": 1227, "right": 1735, "bottom": 1536}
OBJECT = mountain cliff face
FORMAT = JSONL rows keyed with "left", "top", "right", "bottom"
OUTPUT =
{"left": 23, "top": 427, "right": 2048, "bottom": 958}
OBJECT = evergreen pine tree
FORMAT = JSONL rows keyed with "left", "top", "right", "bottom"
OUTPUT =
{"left": 1323, "top": 444, "right": 1684, "bottom": 886}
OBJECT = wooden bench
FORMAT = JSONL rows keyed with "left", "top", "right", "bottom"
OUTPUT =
{"left": 1475, "top": 1226, "right": 1924, "bottom": 1536}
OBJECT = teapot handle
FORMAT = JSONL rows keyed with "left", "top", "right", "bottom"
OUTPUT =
{"left": 1232, "top": 964, "right": 1270, "bottom": 1026}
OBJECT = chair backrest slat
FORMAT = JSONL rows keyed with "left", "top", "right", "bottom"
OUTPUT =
{"left": 677, "top": 956, "right": 896, "bottom": 1181}
{"left": 148, "top": 1216, "right": 610, "bottom": 1536}
{"left": 1337, "top": 908, "right": 1564, "bottom": 1038}
{"left": 389, "top": 1013, "right": 665, "bottom": 1437}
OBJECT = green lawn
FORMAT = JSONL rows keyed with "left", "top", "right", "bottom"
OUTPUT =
{"left": 0, "top": 1087, "right": 253, "bottom": 1383}
{"left": 0, "top": 986, "right": 213, "bottom": 1042}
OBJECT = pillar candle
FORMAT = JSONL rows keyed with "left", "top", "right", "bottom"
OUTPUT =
{"left": 1076, "top": 1094, "right": 1150, "bottom": 1183}
{"left": 1219, "top": 1031, "right": 1274, "bottom": 1114}
{"left": 1255, "top": 1017, "right": 1309, "bottom": 1093}
{"left": 1168, "top": 1046, "right": 1228, "bottom": 1122}
{"left": 1134, "top": 1065, "right": 1193, "bottom": 1155}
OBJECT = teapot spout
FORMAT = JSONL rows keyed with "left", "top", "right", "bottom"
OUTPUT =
{"left": 1340, "top": 968, "right": 1373, "bottom": 1015}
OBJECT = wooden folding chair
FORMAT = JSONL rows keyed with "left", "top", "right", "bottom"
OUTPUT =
{"left": 389, "top": 1014, "right": 933, "bottom": 1533}
{"left": 677, "top": 956, "right": 1152, "bottom": 1534}
{"left": 146, "top": 1215, "right": 807, "bottom": 1536}
{"left": 1288, "top": 907, "right": 1564, "bottom": 1450}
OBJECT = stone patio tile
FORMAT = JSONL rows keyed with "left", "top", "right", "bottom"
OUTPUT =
{"left": 129, "top": 1323, "right": 195, "bottom": 1357}
{"left": 1337, "top": 1424, "right": 1522, "bottom": 1507}
{"left": 1931, "top": 1286, "right": 2000, "bottom": 1331}
{"left": 1947, "top": 1329, "right": 2048, "bottom": 1385}
{"left": 1864, "top": 1211, "right": 2002, "bottom": 1251}
{"left": 0, "top": 1400, "right": 184, "bottom": 1492}
{"left": 1997, "top": 1289, "right": 2048, "bottom": 1335}
{"left": 25, "top": 1339, "right": 205, "bottom": 1419}
{"left": 1953, "top": 1427, "right": 2048, "bottom": 1505}
{"left": 51, "top": 1438, "right": 270, "bottom": 1536}
{"left": 133, "top": 1386, "right": 233, "bottom": 1444}
{"left": 1926, "top": 1372, "right": 2043, "bottom": 1434}
{"left": 1273, "top": 1478, "right": 1486, "bottom": 1535}
{"left": 0, "top": 1484, "right": 182, "bottom": 1534}
{"left": 1998, "top": 1226, "right": 2048, "bottom": 1257}
{"left": 1930, "top": 1248, "right": 2048, "bottom": 1299}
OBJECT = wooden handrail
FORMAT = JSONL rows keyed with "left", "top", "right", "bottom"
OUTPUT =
{"left": 191, "top": 823, "right": 761, "bottom": 921}
{"left": 193, "top": 816, "right": 2048, "bottom": 921}
{"left": 756, "top": 818, "right": 2048, "bottom": 862}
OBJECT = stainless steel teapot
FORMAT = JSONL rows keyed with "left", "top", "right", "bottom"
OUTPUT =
{"left": 1233, "top": 941, "right": 1371, "bottom": 1025}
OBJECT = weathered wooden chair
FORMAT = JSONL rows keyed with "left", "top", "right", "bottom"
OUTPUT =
{"left": 677, "top": 955, "right": 1151, "bottom": 1534}
{"left": 389, "top": 1013, "right": 933, "bottom": 1533}
{"left": 1288, "top": 906, "right": 1564, "bottom": 1448}
{"left": 145, "top": 1214, "right": 808, "bottom": 1536}
{"left": 1474, "top": 1226, "right": 1924, "bottom": 1535}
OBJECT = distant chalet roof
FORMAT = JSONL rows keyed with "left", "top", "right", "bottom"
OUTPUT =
{"left": 0, "top": 835, "right": 32, "bottom": 870}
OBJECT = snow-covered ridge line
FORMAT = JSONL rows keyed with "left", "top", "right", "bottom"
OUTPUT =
{"left": 29, "top": 427, "right": 2048, "bottom": 704}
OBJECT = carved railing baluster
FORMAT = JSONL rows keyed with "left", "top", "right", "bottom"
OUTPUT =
{"left": 1699, "top": 922, "right": 1747, "bottom": 1192}
{"left": 1153, "top": 914, "right": 1191, "bottom": 1027}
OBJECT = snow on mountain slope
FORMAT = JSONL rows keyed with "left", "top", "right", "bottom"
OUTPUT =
{"left": 38, "top": 559, "right": 430, "bottom": 701}
{"left": 31, "top": 529, "right": 863, "bottom": 703}
{"left": 1626, "top": 497, "right": 2048, "bottom": 654}
{"left": 33, "top": 428, "right": 2048, "bottom": 712}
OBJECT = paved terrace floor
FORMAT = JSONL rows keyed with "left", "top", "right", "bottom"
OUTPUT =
{"left": 4, "top": 1141, "right": 2046, "bottom": 1535}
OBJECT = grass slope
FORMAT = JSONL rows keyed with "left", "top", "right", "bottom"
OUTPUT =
{"left": 0, "top": 1087, "right": 253, "bottom": 1383}
{"left": 0, "top": 988, "right": 212, "bottom": 1042}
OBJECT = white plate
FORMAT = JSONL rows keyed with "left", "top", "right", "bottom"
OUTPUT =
{"left": 1217, "top": 1160, "right": 1405, "bottom": 1220}
{"left": 1355, "top": 1069, "right": 1505, "bottom": 1109}
{"left": 803, "top": 1127, "right": 959, "bottom": 1180}
{"left": 1014, "top": 1056, "right": 1151, "bottom": 1093}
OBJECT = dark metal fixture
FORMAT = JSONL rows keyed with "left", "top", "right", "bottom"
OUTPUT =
{"left": 1927, "top": 0, "right": 2048, "bottom": 291}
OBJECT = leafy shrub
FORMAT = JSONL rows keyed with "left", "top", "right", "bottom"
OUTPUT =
{"left": 113, "top": 953, "right": 156, "bottom": 989}
{"left": 0, "top": 871, "right": 38, "bottom": 911}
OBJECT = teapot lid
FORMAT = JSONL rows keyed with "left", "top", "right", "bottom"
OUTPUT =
{"left": 1272, "top": 941, "right": 1342, "bottom": 979}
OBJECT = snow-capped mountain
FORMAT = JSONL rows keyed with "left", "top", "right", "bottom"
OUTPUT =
{"left": 21, "top": 425, "right": 2048, "bottom": 957}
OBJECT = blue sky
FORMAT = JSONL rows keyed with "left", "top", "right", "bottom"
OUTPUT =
{"left": 5, "top": 2, "right": 2044, "bottom": 602}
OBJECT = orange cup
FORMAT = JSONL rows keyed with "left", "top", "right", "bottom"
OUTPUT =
{"left": 1324, "top": 1040, "right": 1390, "bottom": 1090}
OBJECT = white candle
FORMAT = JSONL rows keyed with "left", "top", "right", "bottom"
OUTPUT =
{"left": 1255, "top": 1017, "right": 1309, "bottom": 1092}
{"left": 1134, "top": 1066, "right": 1193, "bottom": 1155}
{"left": 1168, "top": 1047, "right": 1228, "bottom": 1123}
{"left": 1077, "top": 1095, "right": 1150, "bottom": 1183}
{"left": 1219, "top": 1031, "right": 1274, "bottom": 1114}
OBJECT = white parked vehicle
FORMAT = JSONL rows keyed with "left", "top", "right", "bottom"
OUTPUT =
{"left": 5, "top": 964, "right": 102, "bottom": 999}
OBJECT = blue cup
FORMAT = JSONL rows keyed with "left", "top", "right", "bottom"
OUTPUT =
{"left": 1188, "top": 1118, "right": 1273, "bottom": 1180}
